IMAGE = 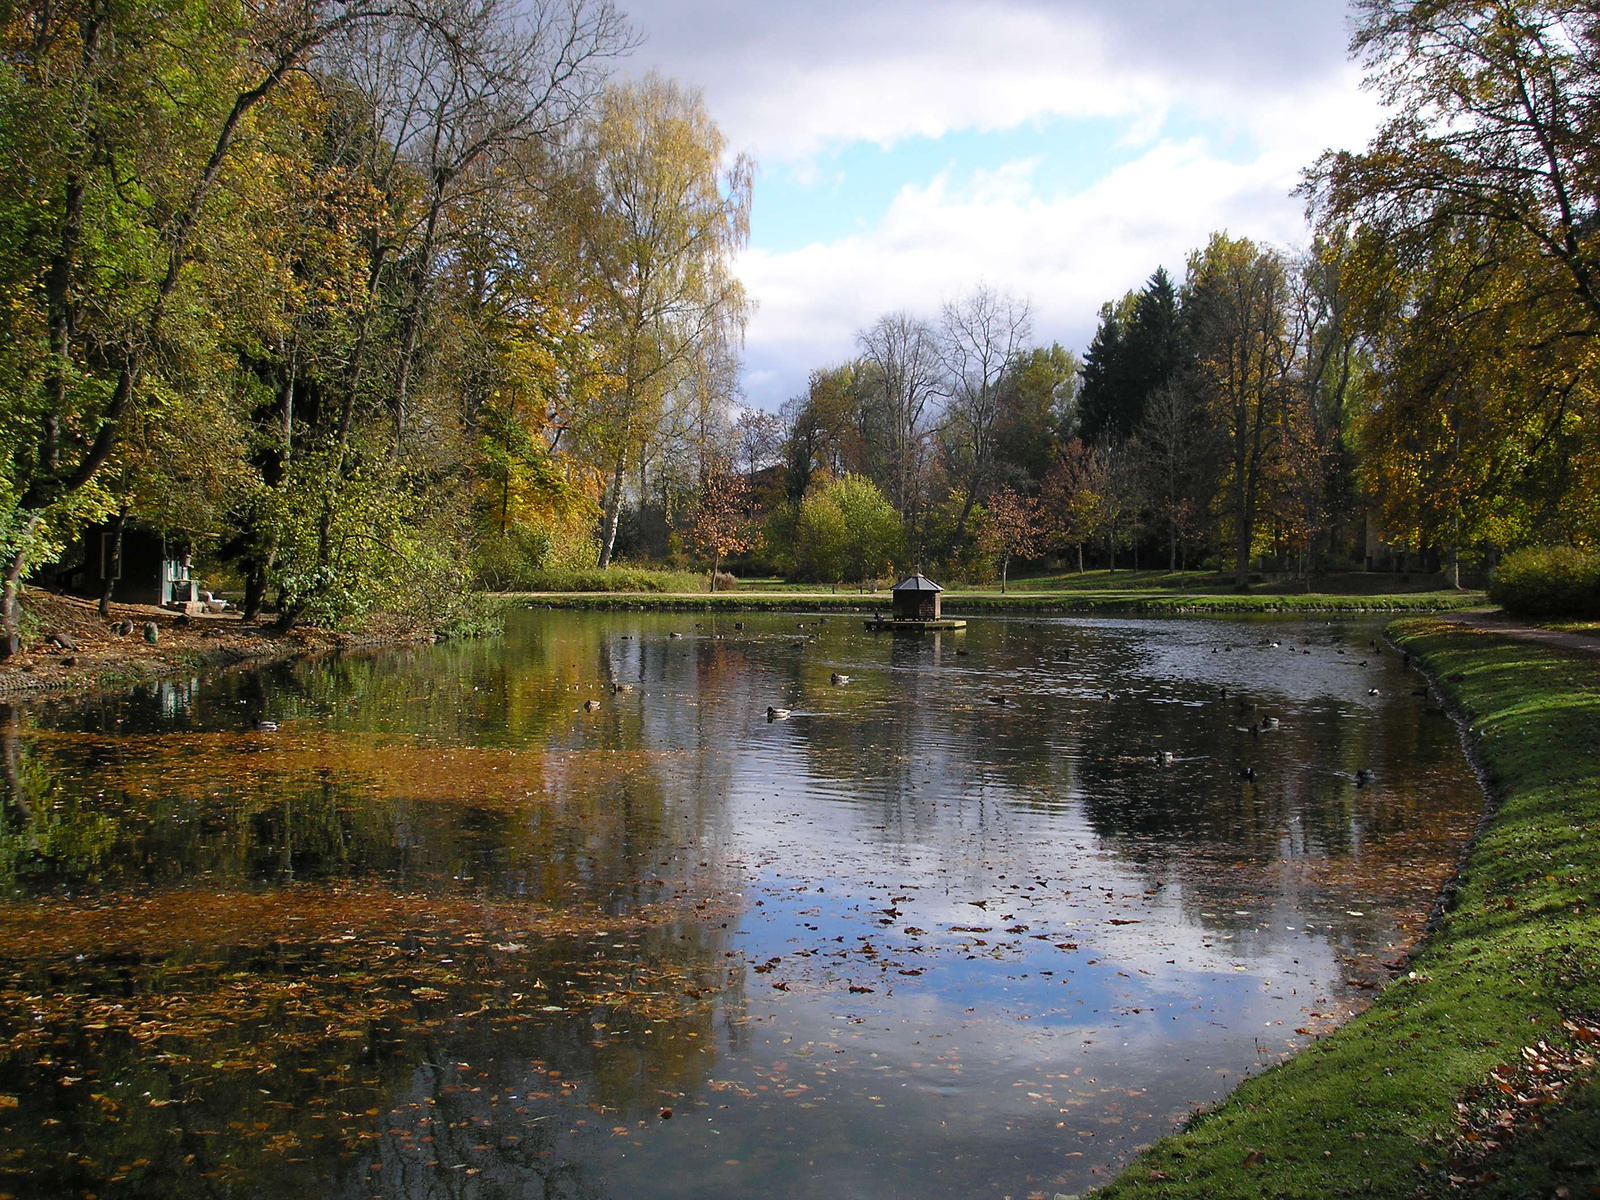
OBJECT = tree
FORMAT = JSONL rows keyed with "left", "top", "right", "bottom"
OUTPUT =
{"left": 975, "top": 487, "right": 1039, "bottom": 593}
{"left": 857, "top": 313, "right": 942, "bottom": 540}
{"left": 1040, "top": 440, "right": 1109, "bottom": 573}
{"left": 996, "top": 343, "right": 1079, "bottom": 488}
{"left": 1137, "top": 382, "right": 1216, "bottom": 572}
{"left": 0, "top": 0, "right": 400, "bottom": 653}
{"left": 939, "top": 285, "right": 1032, "bottom": 543}
{"left": 1308, "top": 0, "right": 1600, "bottom": 551}
{"left": 323, "top": 0, "right": 629, "bottom": 449}
{"left": 792, "top": 474, "right": 899, "bottom": 587}
{"left": 1077, "top": 269, "right": 1187, "bottom": 443}
{"left": 585, "top": 74, "right": 753, "bottom": 569}
{"left": 1186, "top": 234, "right": 1293, "bottom": 589}
{"left": 688, "top": 470, "right": 752, "bottom": 589}
{"left": 734, "top": 409, "right": 783, "bottom": 480}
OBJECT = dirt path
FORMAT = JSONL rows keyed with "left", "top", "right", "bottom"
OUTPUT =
{"left": 1437, "top": 609, "right": 1600, "bottom": 659}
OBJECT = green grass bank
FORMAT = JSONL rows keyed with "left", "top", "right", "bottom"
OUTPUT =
{"left": 505, "top": 586, "right": 1484, "bottom": 616}
{"left": 1094, "top": 617, "right": 1600, "bottom": 1200}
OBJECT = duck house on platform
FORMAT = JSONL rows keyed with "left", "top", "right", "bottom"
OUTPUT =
{"left": 892, "top": 574, "right": 942, "bottom": 619}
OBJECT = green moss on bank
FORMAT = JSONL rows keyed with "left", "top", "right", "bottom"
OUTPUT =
{"left": 1095, "top": 617, "right": 1600, "bottom": 1199}
{"left": 505, "top": 589, "right": 1484, "bottom": 615}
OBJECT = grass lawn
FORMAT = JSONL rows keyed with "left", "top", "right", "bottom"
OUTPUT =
{"left": 1092, "top": 616, "right": 1600, "bottom": 1199}
{"left": 502, "top": 567, "right": 1485, "bottom": 613}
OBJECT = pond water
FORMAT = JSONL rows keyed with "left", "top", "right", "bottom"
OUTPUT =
{"left": 0, "top": 610, "right": 1483, "bottom": 1200}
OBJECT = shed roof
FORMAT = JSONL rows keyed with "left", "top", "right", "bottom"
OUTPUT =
{"left": 892, "top": 574, "right": 942, "bottom": 592}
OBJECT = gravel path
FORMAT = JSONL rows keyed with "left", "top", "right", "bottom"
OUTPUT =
{"left": 1437, "top": 610, "right": 1600, "bottom": 659}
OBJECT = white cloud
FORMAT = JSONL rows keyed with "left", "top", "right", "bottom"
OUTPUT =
{"left": 734, "top": 73, "right": 1382, "bottom": 408}
{"left": 623, "top": 0, "right": 1361, "bottom": 164}
{"left": 611, "top": 0, "right": 1388, "bottom": 406}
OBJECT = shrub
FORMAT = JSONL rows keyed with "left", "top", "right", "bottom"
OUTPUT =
{"left": 1488, "top": 546, "right": 1600, "bottom": 618}
{"left": 512, "top": 566, "right": 706, "bottom": 593}
{"left": 709, "top": 571, "right": 737, "bottom": 592}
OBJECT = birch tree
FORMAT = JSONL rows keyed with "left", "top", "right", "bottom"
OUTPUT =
{"left": 586, "top": 75, "right": 753, "bottom": 569}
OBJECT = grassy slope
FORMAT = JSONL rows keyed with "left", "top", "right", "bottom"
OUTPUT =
{"left": 1094, "top": 617, "right": 1600, "bottom": 1199}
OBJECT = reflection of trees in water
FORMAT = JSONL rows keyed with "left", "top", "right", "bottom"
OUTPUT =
{"left": 0, "top": 621, "right": 761, "bottom": 1197}
{"left": 1074, "top": 687, "right": 1477, "bottom": 953}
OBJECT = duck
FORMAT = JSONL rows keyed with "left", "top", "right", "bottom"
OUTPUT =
{"left": 1154, "top": 750, "right": 1175, "bottom": 766}
{"left": 584, "top": 699, "right": 602, "bottom": 711}
{"left": 955, "top": 649, "right": 970, "bottom": 657}
{"left": 254, "top": 720, "right": 279, "bottom": 733}
{"left": 1239, "top": 765, "right": 1257, "bottom": 781}
{"left": 613, "top": 683, "right": 633, "bottom": 694}
{"left": 1368, "top": 688, "right": 1381, "bottom": 696}
{"left": 987, "top": 694, "right": 1009, "bottom": 705}
{"left": 669, "top": 632, "right": 683, "bottom": 640}
{"left": 767, "top": 706, "right": 791, "bottom": 721}
{"left": 1355, "top": 768, "right": 1375, "bottom": 787}
{"left": 1260, "top": 716, "right": 1280, "bottom": 730}
{"left": 733, "top": 622, "right": 744, "bottom": 630}
{"left": 830, "top": 673, "right": 851, "bottom": 685}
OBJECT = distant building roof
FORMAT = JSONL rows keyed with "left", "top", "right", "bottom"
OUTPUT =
{"left": 892, "top": 574, "right": 942, "bottom": 592}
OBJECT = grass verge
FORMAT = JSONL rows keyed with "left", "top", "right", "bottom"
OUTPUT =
{"left": 1094, "top": 616, "right": 1600, "bottom": 1200}
{"left": 505, "top": 590, "right": 1485, "bottom": 615}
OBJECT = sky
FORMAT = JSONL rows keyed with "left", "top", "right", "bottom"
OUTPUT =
{"left": 617, "top": 0, "right": 1387, "bottom": 411}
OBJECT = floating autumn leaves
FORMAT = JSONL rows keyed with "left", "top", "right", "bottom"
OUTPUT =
{"left": 0, "top": 880, "right": 743, "bottom": 1194}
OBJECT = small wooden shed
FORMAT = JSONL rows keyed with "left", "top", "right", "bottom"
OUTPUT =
{"left": 891, "top": 574, "right": 942, "bottom": 620}
{"left": 65, "top": 525, "right": 198, "bottom": 608}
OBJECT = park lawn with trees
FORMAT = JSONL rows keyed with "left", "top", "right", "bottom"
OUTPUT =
{"left": 4, "top": 0, "right": 1597, "bottom": 638}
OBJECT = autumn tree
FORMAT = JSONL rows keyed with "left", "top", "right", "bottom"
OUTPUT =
{"left": 585, "top": 74, "right": 753, "bottom": 569}
{"left": 1040, "top": 440, "right": 1109, "bottom": 573}
{"left": 0, "top": 0, "right": 410, "bottom": 652}
{"left": 975, "top": 487, "right": 1039, "bottom": 593}
{"left": 688, "top": 469, "right": 752, "bottom": 589}
{"left": 1309, "top": 0, "right": 1600, "bottom": 551}
{"left": 1137, "top": 382, "right": 1216, "bottom": 572}
{"left": 1185, "top": 234, "right": 1294, "bottom": 589}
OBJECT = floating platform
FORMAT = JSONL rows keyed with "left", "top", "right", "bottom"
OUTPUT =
{"left": 864, "top": 617, "right": 967, "bottom": 632}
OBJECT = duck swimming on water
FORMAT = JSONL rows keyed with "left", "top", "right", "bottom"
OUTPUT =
{"left": 767, "top": 706, "right": 791, "bottom": 721}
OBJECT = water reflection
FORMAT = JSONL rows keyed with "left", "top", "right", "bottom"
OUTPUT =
{"left": 0, "top": 613, "right": 1481, "bottom": 1198}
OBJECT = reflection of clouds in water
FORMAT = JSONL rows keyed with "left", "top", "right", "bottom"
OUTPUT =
{"left": 0, "top": 610, "right": 1479, "bottom": 1200}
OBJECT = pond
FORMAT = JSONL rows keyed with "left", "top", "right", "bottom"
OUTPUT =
{"left": 0, "top": 610, "right": 1483, "bottom": 1200}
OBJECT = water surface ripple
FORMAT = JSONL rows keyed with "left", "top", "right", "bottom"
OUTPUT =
{"left": 0, "top": 611, "right": 1481, "bottom": 1199}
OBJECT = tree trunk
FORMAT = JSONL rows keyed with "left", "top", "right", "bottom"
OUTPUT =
{"left": 1076, "top": 543, "right": 1084, "bottom": 573}
{"left": 98, "top": 511, "right": 125, "bottom": 618}
{"left": 1234, "top": 483, "right": 1252, "bottom": 591}
{"left": 598, "top": 450, "right": 627, "bottom": 569}
{"left": 0, "top": 516, "right": 41, "bottom": 659}
{"left": 243, "top": 559, "right": 267, "bottom": 622}
{"left": 1001, "top": 554, "right": 1008, "bottom": 594}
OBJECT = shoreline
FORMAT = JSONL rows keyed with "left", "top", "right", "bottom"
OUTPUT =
{"left": 0, "top": 592, "right": 432, "bottom": 703}
{"left": 1092, "top": 615, "right": 1600, "bottom": 1199}
{"left": 504, "top": 589, "right": 1486, "bottom": 616}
